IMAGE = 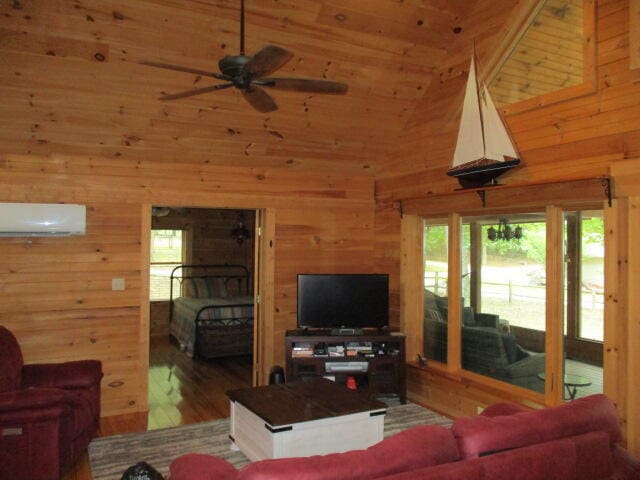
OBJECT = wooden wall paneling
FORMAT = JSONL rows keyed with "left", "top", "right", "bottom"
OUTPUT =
{"left": 631, "top": 0, "right": 640, "bottom": 69}
{"left": 447, "top": 213, "right": 462, "bottom": 372}
{"left": 604, "top": 198, "right": 628, "bottom": 436}
{"left": 373, "top": 202, "right": 402, "bottom": 329}
{"left": 270, "top": 204, "right": 376, "bottom": 369}
{"left": 406, "top": 364, "right": 544, "bottom": 418}
{"left": 0, "top": 155, "right": 376, "bottom": 417}
{"left": 627, "top": 196, "right": 640, "bottom": 456}
{"left": 400, "top": 214, "right": 423, "bottom": 361}
{"left": 544, "top": 205, "right": 564, "bottom": 406}
{"left": 376, "top": 0, "right": 640, "bottom": 198}
{"left": 139, "top": 204, "right": 151, "bottom": 412}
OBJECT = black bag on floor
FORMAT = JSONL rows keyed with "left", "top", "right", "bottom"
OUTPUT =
{"left": 121, "top": 462, "right": 165, "bottom": 480}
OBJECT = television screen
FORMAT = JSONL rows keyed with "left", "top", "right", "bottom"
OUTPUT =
{"left": 297, "top": 274, "right": 389, "bottom": 329}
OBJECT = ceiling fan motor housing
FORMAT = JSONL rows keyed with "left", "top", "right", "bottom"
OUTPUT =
{"left": 219, "top": 55, "right": 251, "bottom": 78}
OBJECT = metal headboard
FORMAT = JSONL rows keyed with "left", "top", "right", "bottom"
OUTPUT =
{"left": 168, "top": 264, "right": 251, "bottom": 326}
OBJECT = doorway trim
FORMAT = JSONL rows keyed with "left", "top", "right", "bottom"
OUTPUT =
{"left": 139, "top": 204, "right": 275, "bottom": 412}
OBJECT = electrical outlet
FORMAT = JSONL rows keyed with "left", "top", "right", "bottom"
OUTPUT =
{"left": 112, "top": 278, "right": 125, "bottom": 291}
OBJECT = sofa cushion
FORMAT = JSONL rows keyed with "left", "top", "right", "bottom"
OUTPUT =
{"left": 170, "top": 454, "right": 238, "bottom": 480}
{"left": 500, "top": 334, "right": 519, "bottom": 364}
{"left": 452, "top": 394, "right": 622, "bottom": 459}
{"left": 423, "top": 289, "right": 438, "bottom": 313}
{"left": 462, "top": 307, "right": 475, "bottom": 326}
{"left": 0, "top": 326, "right": 24, "bottom": 393}
{"left": 380, "top": 431, "right": 612, "bottom": 480}
{"left": 236, "top": 424, "right": 459, "bottom": 480}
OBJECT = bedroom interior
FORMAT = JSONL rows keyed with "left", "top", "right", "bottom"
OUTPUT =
{"left": 1, "top": 0, "right": 640, "bottom": 479}
{"left": 148, "top": 207, "right": 256, "bottom": 429}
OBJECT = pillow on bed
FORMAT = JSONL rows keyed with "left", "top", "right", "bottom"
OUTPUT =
{"left": 182, "top": 278, "right": 211, "bottom": 298}
{"left": 182, "top": 278, "right": 198, "bottom": 298}
{"left": 207, "top": 278, "right": 229, "bottom": 298}
{"left": 181, "top": 277, "right": 231, "bottom": 298}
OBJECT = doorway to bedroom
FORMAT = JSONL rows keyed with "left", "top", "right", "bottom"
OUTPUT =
{"left": 147, "top": 206, "right": 257, "bottom": 429}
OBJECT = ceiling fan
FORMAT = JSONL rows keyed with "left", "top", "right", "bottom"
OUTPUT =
{"left": 140, "top": 0, "right": 348, "bottom": 113}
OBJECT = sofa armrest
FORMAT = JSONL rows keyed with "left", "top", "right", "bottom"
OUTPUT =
{"left": 474, "top": 313, "right": 500, "bottom": 329}
{"left": 504, "top": 353, "right": 545, "bottom": 378}
{"left": 0, "top": 388, "right": 71, "bottom": 421}
{"left": 22, "top": 360, "right": 102, "bottom": 390}
{"left": 611, "top": 445, "right": 640, "bottom": 479}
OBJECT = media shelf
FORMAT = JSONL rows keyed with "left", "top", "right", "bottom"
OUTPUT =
{"left": 285, "top": 330, "right": 406, "bottom": 404}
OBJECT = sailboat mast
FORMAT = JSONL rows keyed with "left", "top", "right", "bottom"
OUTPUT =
{"left": 473, "top": 44, "right": 487, "bottom": 159}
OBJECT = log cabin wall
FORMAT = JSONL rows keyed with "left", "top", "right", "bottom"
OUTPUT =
{"left": 149, "top": 208, "right": 256, "bottom": 338}
{"left": 0, "top": 154, "right": 375, "bottom": 416}
{"left": 372, "top": 0, "right": 640, "bottom": 449}
{"left": 0, "top": 0, "right": 464, "bottom": 414}
{"left": 377, "top": 0, "right": 640, "bottom": 198}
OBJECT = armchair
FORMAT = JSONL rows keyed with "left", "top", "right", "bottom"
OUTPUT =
{"left": 0, "top": 326, "right": 103, "bottom": 480}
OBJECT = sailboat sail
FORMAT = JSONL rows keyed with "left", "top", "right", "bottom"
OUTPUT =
{"left": 481, "top": 84, "right": 518, "bottom": 162}
{"left": 452, "top": 56, "right": 485, "bottom": 168}
{"left": 447, "top": 49, "right": 520, "bottom": 188}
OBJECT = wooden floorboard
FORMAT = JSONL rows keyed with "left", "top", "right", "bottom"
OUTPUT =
{"left": 62, "top": 336, "right": 253, "bottom": 480}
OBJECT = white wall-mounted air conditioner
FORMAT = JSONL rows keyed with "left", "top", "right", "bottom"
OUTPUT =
{"left": 0, "top": 203, "right": 86, "bottom": 237}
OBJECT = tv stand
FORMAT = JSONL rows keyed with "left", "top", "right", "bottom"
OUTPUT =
{"left": 285, "top": 330, "right": 406, "bottom": 404}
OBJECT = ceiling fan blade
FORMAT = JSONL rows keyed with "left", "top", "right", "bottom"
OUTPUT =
{"left": 140, "top": 61, "right": 229, "bottom": 80}
{"left": 258, "top": 78, "right": 348, "bottom": 94}
{"left": 242, "top": 86, "right": 278, "bottom": 113}
{"left": 159, "top": 83, "right": 234, "bottom": 101}
{"left": 242, "top": 45, "right": 294, "bottom": 79}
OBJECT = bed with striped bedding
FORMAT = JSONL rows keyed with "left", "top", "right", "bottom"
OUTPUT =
{"left": 169, "top": 267, "right": 254, "bottom": 359}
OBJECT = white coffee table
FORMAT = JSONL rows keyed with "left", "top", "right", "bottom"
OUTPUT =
{"left": 227, "top": 378, "right": 386, "bottom": 461}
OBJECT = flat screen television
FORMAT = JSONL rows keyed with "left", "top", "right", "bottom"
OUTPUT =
{"left": 297, "top": 274, "right": 389, "bottom": 330}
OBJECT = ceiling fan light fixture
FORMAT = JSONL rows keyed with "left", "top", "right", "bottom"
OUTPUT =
{"left": 231, "top": 213, "right": 251, "bottom": 245}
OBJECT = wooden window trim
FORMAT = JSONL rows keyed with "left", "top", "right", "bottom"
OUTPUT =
{"left": 412, "top": 200, "right": 608, "bottom": 407}
{"left": 631, "top": 0, "right": 640, "bottom": 70}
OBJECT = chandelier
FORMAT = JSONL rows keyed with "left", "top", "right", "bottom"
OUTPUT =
{"left": 230, "top": 212, "right": 251, "bottom": 245}
{"left": 487, "top": 219, "right": 523, "bottom": 242}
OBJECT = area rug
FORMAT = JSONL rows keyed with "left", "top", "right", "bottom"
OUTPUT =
{"left": 89, "top": 402, "right": 452, "bottom": 480}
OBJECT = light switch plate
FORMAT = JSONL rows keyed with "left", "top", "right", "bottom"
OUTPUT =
{"left": 112, "top": 278, "right": 125, "bottom": 291}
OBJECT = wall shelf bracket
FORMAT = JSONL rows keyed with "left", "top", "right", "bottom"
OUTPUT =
{"left": 601, "top": 177, "right": 612, "bottom": 207}
{"left": 477, "top": 190, "right": 487, "bottom": 208}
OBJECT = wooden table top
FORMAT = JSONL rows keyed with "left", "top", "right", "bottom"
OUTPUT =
{"left": 227, "top": 378, "right": 386, "bottom": 427}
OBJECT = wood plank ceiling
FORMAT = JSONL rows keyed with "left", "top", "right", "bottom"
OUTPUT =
{"left": 0, "top": 0, "right": 475, "bottom": 175}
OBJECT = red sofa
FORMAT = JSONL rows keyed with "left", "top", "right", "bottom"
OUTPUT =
{"left": 169, "top": 394, "right": 640, "bottom": 480}
{"left": 0, "top": 326, "right": 103, "bottom": 480}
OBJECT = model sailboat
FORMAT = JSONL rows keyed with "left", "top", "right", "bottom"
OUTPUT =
{"left": 447, "top": 51, "right": 520, "bottom": 189}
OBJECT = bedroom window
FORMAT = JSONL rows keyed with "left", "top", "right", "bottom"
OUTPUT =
{"left": 150, "top": 229, "right": 186, "bottom": 301}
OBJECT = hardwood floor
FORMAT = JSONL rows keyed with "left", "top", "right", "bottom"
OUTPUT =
{"left": 62, "top": 336, "right": 253, "bottom": 480}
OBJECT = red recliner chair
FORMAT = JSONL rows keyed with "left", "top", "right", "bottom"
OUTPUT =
{"left": 0, "top": 326, "right": 103, "bottom": 480}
